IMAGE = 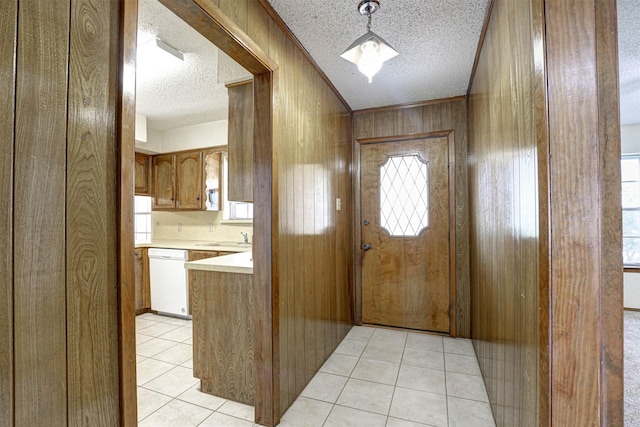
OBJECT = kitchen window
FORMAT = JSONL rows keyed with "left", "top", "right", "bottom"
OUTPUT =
{"left": 222, "top": 153, "right": 253, "bottom": 221}
{"left": 622, "top": 155, "right": 640, "bottom": 266}
{"left": 134, "top": 195, "right": 152, "bottom": 243}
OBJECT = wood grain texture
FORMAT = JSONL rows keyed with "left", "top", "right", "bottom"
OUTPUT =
{"left": 66, "top": 1, "right": 121, "bottom": 424}
{"left": 118, "top": 0, "right": 139, "bottom": 424}
{"left": 134, "top": 248, "right": 150, "bottom": 314}
{"left": 0, "top": 1, "right": 17, "bottom": 425}
{"left": 468, "top": 1, "right": 544, "bottom": 425}
{"left": 192, "top": 270, "right": 254, "bottom": 405}
{"left": 148, "top": 2, "right": 353, "bottom": 423}
{"left": 176, "top": 151, "right": 203, "bottom": 209}
{"left": 227, "top": 80, "right": 254, "bottom": 202}
{"left": 545, "top": 0, "right": 623, "bottom": 424}
{"left": 13, "top": 0, "right": 70, "bottom": 424}
{"left": 354, "top": 99, "right": 469, "bottom": 337}
{"left": 595, "top": 0, "right": 624, "bottom": 423}
{"left": 152, "top": 154, "right": 176, "bottom": 209}
{"left": 360, "top": 137, "right": 451, "bottom": 333}
{"left": 135, "top": 152, "right": 152, "bottom": 195}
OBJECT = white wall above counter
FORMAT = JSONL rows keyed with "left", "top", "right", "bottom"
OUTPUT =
{"left": 135, "top": 119, "right": 228, "bottom": 154}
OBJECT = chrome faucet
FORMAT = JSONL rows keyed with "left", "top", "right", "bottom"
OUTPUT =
{"left": 241, "top": 232, "right": 249, "bottom": 244}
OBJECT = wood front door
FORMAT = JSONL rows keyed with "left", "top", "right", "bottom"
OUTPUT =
{"left": 360, "top": 136, "right": 451, "bottom": 333}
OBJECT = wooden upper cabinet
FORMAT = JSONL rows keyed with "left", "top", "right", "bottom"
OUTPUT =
{"left": 203, "top": 149, "right": 222, "bottom": 211}
{"left": 176, "top": 151, "right": 203, "bottom": 210}
{"left": 134, "top": 153, "right": 152, "bottom": 195}
{"left": 226, "top": 80, "right": 253, "bottom": 202}
{"left": 152, "top": 154, "right": 176, "bottom": 210}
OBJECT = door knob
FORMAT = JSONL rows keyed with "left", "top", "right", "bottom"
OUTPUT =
{"left": 363, "top": 244, "right": 372, "bottom": 251}
{"left": 363, "top": 219, "right": 369, "bottom": 225}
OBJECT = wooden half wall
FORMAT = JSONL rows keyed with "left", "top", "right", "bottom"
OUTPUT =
{"left": 468, "top": 0, "right": 623, "bottom": 425}
{"left": 162, "top": 0, "right": 355, "bottom": 422}
{"left": 1, "top": 0, "right": 124, "bottom": 425}
{"left": 353, "top": 98, "right": 470, "bottom": 338}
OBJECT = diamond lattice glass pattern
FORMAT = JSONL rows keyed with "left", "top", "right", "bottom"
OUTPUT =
{"left": 379, "top": 154, "right": 429, "bottom": 236}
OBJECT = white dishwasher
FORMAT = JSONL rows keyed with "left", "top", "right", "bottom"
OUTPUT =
{"left": 148, "top": 248, "right": 190, "bottom": 318}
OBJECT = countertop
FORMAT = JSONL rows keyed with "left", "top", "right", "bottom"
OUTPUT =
{"left": 135, "top": 239, "right": 251, "bottom": 253}
{"left": 184, "top": 251, "right": 253, "bottom": 274}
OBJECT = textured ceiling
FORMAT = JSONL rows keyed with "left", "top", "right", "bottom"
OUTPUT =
{"left": 618, "top": 0, "right": 640, "bottom": 125}
{"left": 267, "top": 0, "right": 491, "bottom": 110}
{"left": 136, "top": 0, "right": 250, "bottom": 131}
{"left": 137, "top": 0, "right": 640, "bottom": 130}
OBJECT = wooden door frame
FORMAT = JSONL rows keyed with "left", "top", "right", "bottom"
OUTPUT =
{"left": 118, "top": 0, "right": 280, "bottom": 425}
{"left": 353, "top": 131, "right": 457, "bottom": 336}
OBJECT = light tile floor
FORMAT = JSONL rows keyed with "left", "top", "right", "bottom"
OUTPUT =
{"left": 136, "top": 313, "right": 496, "bottom": 427}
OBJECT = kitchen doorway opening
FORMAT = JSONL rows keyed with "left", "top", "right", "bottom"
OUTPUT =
{"left": 119, "top": 1, "right": 278, "bottom": 425}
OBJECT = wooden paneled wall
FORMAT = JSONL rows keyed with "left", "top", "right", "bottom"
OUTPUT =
{"left": 468, "top": 0, "right": 623, "bottom": 425}
{"left": 468, "top": 0, "right": 545, "bottom": 424}
{"left": 353, "top": 98, "right": 470, "bottom": 337}
{"left": 177, "top": 0, "right": 355, "bottom": 419}
{"left": 252, "top": 3, "right": 354, "bottom": 415}
{"left": 2, "top": 0, "right": 123, "bottom": 425}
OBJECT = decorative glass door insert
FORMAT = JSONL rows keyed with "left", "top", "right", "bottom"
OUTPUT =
{"left": 379, "top": 154, "right": 429, "bottom": 236}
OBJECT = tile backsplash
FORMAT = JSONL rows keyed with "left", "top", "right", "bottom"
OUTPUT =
{"left": 152, "top": 210, "right": 253, "bottom": 242}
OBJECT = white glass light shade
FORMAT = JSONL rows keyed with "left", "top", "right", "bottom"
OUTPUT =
{"left": 341, "top": 30, "right": 398, "bottom": 83}
{"left": 357, "top": 40, "right": 383, "bottom": 83}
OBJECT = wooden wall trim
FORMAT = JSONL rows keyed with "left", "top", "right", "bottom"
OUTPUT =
{"left": 155, "top": 1, "right": 278, "bottom": 424}
{"left": 466, "top": 0, "right": 496, "bottom": 96}
{"left": 357, "top": 131, "right": 453, "bottom": 145}
{"left": 118, "top": 0, "right": 138, "bottom": 425}
{"left": 595, "top": 0, "right": 623, "bottom": 422}
{"left": 0, "top": 0, "right": 17, "bottom": 424}
{"left": 545, "top": 0, "right": 623, "bottom": 424}
{"left": 353, "top": 130, "right": 458, "bottom": 336}
{"left": 354, "top": 99, "right": 470, "bottom": 337}
{"left": 624, "top": 267, "right": 640, "bottom": 273}
{"left": 353, "top": 96, "right": 467, "bottom": 115}
{"left": 531, "top": 0, "right": 551, "bottom": 424}
{"left": 256, "top": 0, "right": 352, "bottom": 112}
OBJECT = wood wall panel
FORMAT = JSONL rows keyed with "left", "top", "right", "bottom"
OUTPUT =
{"left": 545, "top": 0, "right": 623, "bottom": 425}
{"left": 353, "top": 97, "right": 469, "bottom": 337}
{"left": 246, "top": 2, "right": 354, "bottom": 414}
{"left": 13, "top": 1, "right": 70, "bottom": 423}
{"left": 468, "top": 1, "right": 544, "bottom": 425}
{"left": 66, "top": 0, "right": 121, "bottom": 423}
{"left": 7, "top": 0, "right": 124, "bottom": 424}
{"left": 0, "top": 1, "right": 17, "bottom": 425}
{"left": 469, "top": 0, "right": 623, "bottom": 425}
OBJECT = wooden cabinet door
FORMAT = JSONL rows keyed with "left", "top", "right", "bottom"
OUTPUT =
{"left": 227, "top": 80, "right": 253, "bottom": 202}
{"left": 203, "top": 150, "right": 222, "bottom": 211}
{"left": 176, "top": 151, "right": 202, "bottom": 210}
{"left": 134, "top": 248, "right": 150, "bottom": 314}
{"left": 152, "top": 154, "right": 175, "bottom": 209}
{"left": 134, "top": 152, "right": 152, "bottom": 195}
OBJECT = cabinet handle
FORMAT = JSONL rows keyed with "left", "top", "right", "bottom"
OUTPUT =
{"left": 135, "top": 251, "right": 139, "bottom": 256}
{"left": 196, "top": 196, "right": 200, "bottom": 201}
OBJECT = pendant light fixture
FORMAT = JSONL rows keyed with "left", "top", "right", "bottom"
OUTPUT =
{"left": 340, "top": 0, "right": 398, "bottom": 83}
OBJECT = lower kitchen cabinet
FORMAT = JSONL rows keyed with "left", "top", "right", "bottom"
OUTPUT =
{"left": 134, "top": 247, "right": 150, "bottom": 314}
{"left": 188, "top": 250, "right": 218, "bottom": 315}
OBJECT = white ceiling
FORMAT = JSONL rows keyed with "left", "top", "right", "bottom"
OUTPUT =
{"left": 137, "top": 0, "right": 640, "bottom": 131}
{"left": 268, "top": 0, "right": 490, "bottom": 111}
{"left": 135, "top": 0, "right": 250, "bottom": 131}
